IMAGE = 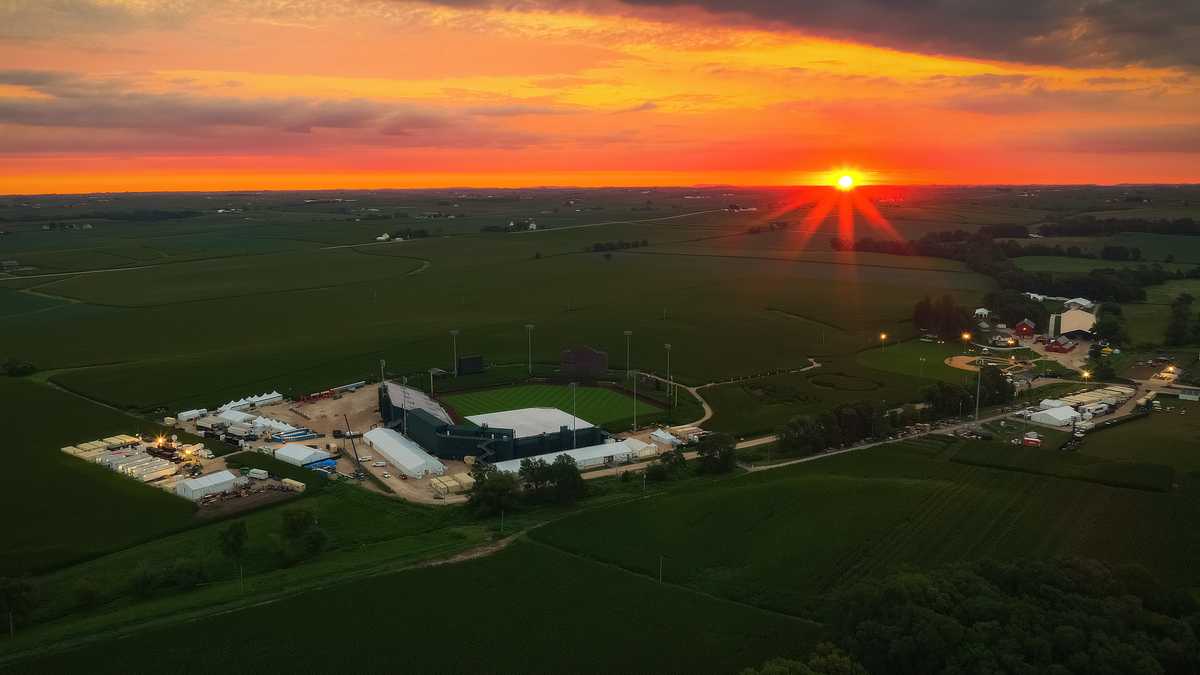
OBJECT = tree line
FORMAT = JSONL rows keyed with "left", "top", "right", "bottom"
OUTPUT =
{"left": 742, "top": 557, "right": 1199, "bottom": 675}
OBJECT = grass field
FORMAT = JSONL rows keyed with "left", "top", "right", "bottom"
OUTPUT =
{"left": 442, "top": 383, "right": 661, "bottom": 428}
{"left": 1078, "top": 399, "right": 1200, "bottom": 473}
{"left": 855, "top": 339, "right": 982, "bottom": 384}
{"left": 0, "top": 378, "right": 198, "bottom": 576}
{"left": 7, "top": 540, "right": 820, "bottom": 674}
{"left": 533, "top": 440, "right": 1200, "bottom": 617}
{"left": 703, "top": 357, "right": 945, "bottom": 436}
{"left": 951, "top": 439, "right": 1175, "bottom": 492}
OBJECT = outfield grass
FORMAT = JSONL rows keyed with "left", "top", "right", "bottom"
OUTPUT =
{"left": 442, "top": 383, "right": 660, "bottom": 427}
{"left": 1079, "top": 399, "right": 1200, "bottom": 473}
{"left": 0, "top": 378, "right": 197, "bottom": 576}
{"left": 8, "top": 540, "right": 820, "bottom": 674}
{"left": 855, "top": 339, "right": 982, "bottom": 384}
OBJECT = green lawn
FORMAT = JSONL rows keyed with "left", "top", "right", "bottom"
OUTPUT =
{"left": 8, "top": 540, "right": 820, "bottom": 675}
{"left": 1079, "top": 399, "right": 1200, "bottom": 474}
{"left": 442, "top": 383, "right": 659, "bottom": 427}
{"left": 855, "top": 339, "right": 981, "bottom": 384}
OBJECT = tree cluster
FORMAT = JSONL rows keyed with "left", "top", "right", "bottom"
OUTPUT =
{"left": 1039, "top": 215, "right": 1200, "bottom": 238}
{"left": 518, "top": 455, "right": 587, "bottom": 505}
{"left": 695, "top": 433, "right": 737, "bottom": 474}
{"left": 778, "top": 401, "right": 896, "bottom": 456}
{"left": 1164, "top": 293, "right": 1200, "bottom": 346}
{"left": 816, "top": 557, "right": 1200, "bottom": 675}
{"left": 982, "top": 289, "right": 1048, "bottom": 329}
{"left": 584, "top": 239, "right": 650, "bottom": 253}
{"left": 1, "top": 358, "right": 36, "bottom": 377}
{"left": 912, "top": 295, "right": 972, "bottom": 339}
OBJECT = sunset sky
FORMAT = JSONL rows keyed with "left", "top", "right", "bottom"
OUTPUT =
{"left": 2, "top": 0, "right": 1198, "bottom": 193}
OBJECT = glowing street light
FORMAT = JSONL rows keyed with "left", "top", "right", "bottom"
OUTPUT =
{"left": 879, "top": 332, "right": 888, "bottom": 349}
{"left": 1081, "top": 370, "right": 1092, "bottom": 381}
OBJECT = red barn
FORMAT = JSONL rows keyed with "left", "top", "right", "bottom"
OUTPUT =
{"left": 1014, "top": 318, "right": 1036, "bottom": 338}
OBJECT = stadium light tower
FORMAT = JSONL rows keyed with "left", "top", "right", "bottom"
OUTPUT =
{"left": 450, "top": 329, "right": 460, "bottom": 376}
{"left": 525, "top": 324, "right": 535, "bottom": 375}
{"left": 624, "top": 330, "right": 632, "bottom": 380}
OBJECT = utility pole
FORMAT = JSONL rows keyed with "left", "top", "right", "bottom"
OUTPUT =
{"left": 975, "top": 357, "right": 983, "bottom": 421}
{"left": 525, "top": 324, "right": 535, "bottom": 375}
{"left": 571, "top": 382, "right": 578, "bottom": 448}
{"left": 664, "top": 343, "right": 672, "bottom": 409}
{"left": 401, "top": 376, "right": 408, "bottom": 435}
{"left": 658, "top": 555, "right": 664, "bottom": 583}
{"left": 633, "top": 372, "right": 638, "bottom": 430}
{"left": 624, "top": 330, "right": 632, "bottom": 379}
{"left": 450, "top": 329, "right": 459, "bottom": 376}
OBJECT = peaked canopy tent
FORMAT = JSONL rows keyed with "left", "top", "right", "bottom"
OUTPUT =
{"left": 363, "top": 427, "right": 446, "bottom": 479}
{"left": 176, "top": 470, "right": 238, "bottom": 500}
{"left": 491, "top": 438, "right": 648, "bottom": 474}
{"left": 274, "top": 443, "right": 332, "bottom": 467}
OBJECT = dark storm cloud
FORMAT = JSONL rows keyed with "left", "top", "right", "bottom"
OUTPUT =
{"left": 0, "top": 70, "right": 555, "bottom": 152}
{"left": 611, "top": 0, "right": 1200, "bottom": 68}
{"left": 1036, "top": 124, "right": 1200, "bottom": 153}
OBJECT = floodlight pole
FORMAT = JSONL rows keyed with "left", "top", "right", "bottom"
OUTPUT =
{"left": 624, "top": 330, "right": 632, "bottom": 379}
{"left": 429, "top": 369, "right": 435, "bottom": 397}
{"left": 525, "top": 324, "right": 535, "bottom": 375}
{"left": 633, "top": 371, "right": 638, "bottom": 430}
{"left": 401, "top": 376, "right": 408, "bottom": 435}
{"left": 975, "top": 358, "right": 983, "bottom": 421}
{"left": 450, "top": 329, "right": 459, "bottom": 376}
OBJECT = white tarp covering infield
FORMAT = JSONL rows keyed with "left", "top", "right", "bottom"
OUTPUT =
{"left": 363, "top": 428, "right": 446, "bottom": 479}
{"left": 465, "top": 407, "right": 594, "bottom": 439}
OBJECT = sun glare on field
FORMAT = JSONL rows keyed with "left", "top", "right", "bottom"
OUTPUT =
{"left": 836, "top": 174, "right": 855, "bottom": 191}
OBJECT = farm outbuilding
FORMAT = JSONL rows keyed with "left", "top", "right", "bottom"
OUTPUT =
{"left": 275, "top": 444, "right": 332, "bottom": 467}
{"left": 176, "top": 470, "right": 238, "bottom": 500}
{"left": 363, "top": 427, "right": 446, "bottom": 478}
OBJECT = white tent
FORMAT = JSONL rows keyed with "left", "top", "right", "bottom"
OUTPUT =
{"left": 466, "top": 407, "right": 593, "bottom": 439}
{"left": 363, "top": 428, "right": 446, "bottom": 478}
{"left": 650, "top": 429, "right": 682, "bottom": 447}
{"left": 176, "top": 408, "right": 208, "bottom": 423}
{"left": 176, "top": 470, "right": 237, "bottom": 500}
{"left": 218, "top": 409, "right": 256, "bottom": 425}
{"left": 492, "top": 438, "right": 644, "bottom": 474}
{"left": 275, "top": 443, "right": 332, "bottom": 467}
{"left": 1030, "top": 406, "right": 1080, "bottom": 427}
{"left": 1039, "top": 399, "right": 1069, "bottom": 410}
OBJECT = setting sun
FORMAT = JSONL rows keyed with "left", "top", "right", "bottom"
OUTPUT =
{"left": 836, "top": 174, "right": 856, "bottom": 191}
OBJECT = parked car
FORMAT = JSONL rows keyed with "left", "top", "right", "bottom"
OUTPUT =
{"left": 372, "top": 461, "right": 386, "bottom": 467}
{"left": 382, "top": 472, "right": 391, "bottom": 479}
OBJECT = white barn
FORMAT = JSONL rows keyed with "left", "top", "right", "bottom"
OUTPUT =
{"left": 363, "top": 428, "right": 446, "bottom": 479}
